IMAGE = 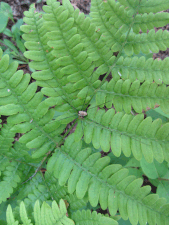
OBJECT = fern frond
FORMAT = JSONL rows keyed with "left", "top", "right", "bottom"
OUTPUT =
{"left": 6, "top": 199, "right": 74, "bottom": 225}
{"left": 118, "top": 0, "right": 169, "bottom": 14}
{"left": 91, "top": 0, "right": 169, "bottom": 55}
{"left": 62, "top": 0, "right": 115, "bottom": 71}
{"left": 138, "top": 0, "right": 169, "bottom": 14}
{"left": 91, "top": 0, "right": 138, "bottom": 52}
{"left": 89, "top": 0, "right": 169, "bottom": 85}
{"left": 121, "top": 29, "right": 169, "bottom": 56}
{"left": 19, "top": 202, "right": 33, "bottom": 225}
{"left": 17, "top": 184, "right": 50, "bottom": 216}
{"left": 133, "top": 12, "right": 169, "bottom": 34}
{"left": 74, "top": 106, "right": 169, "bottom": 163}
{"left": 65, "top": 193, "right": 88, "bottom": 211}
{"left": 112, "top": 56, "right": 169, "bottom": 85}
{"left": 14, "top": 172, "right": 69, "bottom": 223}
{"left": 42, "top": 0, "right": 109, "bottom": 108}
{"left": 17, "top": 173, "right": 44, "bottom": 201}
{"left": 0, "top": 49, "right": 74, "bottom": 158}
{"left": 72, "top": 209, "right": 118, "bottom": 225}
{"left": 21, "top": 1, "right": 101, "bottom": 111}
{"left": 0, "top": 124, "right": 15, "bottom": 154}
{"left": 1, "top": 1, "right": 169, "bottom": 224}
{"left": 21, "top": 4, "right": 78, "bottom": 112}
{"left": 106, "top": 0, "right": 169, "bottom": 33}
{"left": 94, "top": 79, "right": 169, "bottom": 113}
{"left": 0, "top": 160, "right": 29, "bottom": 204}
{"left": 90, "top": 0, "right": 119, "bottom": 49}
{"left": 20, "top": 173, "right": 66, "bottom": 208}
{"left": 47, "top": 134, "right": 169, "bottom": 225}
{"left": 44, "top": 171, "right": 69, "bottom": 201}
{"left": 6, "top": 204, "right": 20, "bottom": 225}
{"left": 8, "top": 142, "right": 33, "bottom": 163}
{"left": 0, "top": 156, "right": 10, "bottom": 176}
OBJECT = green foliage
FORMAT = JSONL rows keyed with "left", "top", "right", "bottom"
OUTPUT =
{"left": 0, "top": 0, "right": 169, "bottom": 224}
{"left": 0, "top": 2, "right": 14, "bottom": 33}
{"left": 6, "top": 199, "right": 117, "bottom": 225}
{"left": 6, "top": 199, "right": 75, "bottom": 225}
{"left": 0, "top": 2, "right": 27, "bottom": 64}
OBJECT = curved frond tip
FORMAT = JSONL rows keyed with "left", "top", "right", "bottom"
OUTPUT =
{"left": 6, "top": 199, "right": 74, "bottom": 225}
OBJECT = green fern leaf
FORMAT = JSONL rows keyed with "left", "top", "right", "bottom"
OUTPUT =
{"left": 72, "top": 209, "right": 118, "bottom": 225}
{"left": 47, "top": 134, "right": 169, "bottom": 224}
{"left": 1, "top": 0, "right": 169, "bottom": 224}
{"left": 76, "top": 106, "right": 169, "bottom": 163}
{"left": 21, "top": 2, "right": 99, "bottom": 112}
{"left": 111, "top": 56, "right": 169, "bottom": 84}
{"left": 95, "top": 79, "right": 169, "bottom": 113}
{"left": 118, "top": 0, "right": 169, "bottom": 14}
{"left": 20, "top": 202, "right": 33, "bottom": 225}
{"left": 0, "top": 161, "right": 23, "bottom": 203}
{"left": 91, "top": 0, "right": 169, "bottom": 56}
{"left": 65, "top": 193, "right": 88, "bottom": 211}
{"left": 6, "top": 205, "right": 19, "bottom": 225}
{"left": 6, "top": 199, "right": 74, "bottom": 225}
{"left": 0, "top": 50, "right": 72, "bottom": 158}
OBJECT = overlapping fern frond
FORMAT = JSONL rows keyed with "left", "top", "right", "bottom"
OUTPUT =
{"left": 21, "top": 2, "right": 102, "bottom": 112}
{"left": 112, "top": 56, "right": 169, "bottom": 84}
{"left": 91, "top": 0, "right": 169, "bottom": 55}
{"left": 74, "top": 106, "right": 169, "bottom": 163}
{"left": 7, "top": 198, "right": 117, "bottom": 225}
{"left": 6, "top": 199, "right": 75, "bottom": 225}
{"left": 0, "top": 157, "right": 30, "bottom": 204}
{"left": 95, "top": 79, "right": 169, "bottom": 113}
{"left": 1, "top": 0, "right": 169, "bottom": 224}
{"left": 0, "top": 47, "right": 71, "bottom": 160}
{"left": 118, "top": 0, "right": 169, "bottom": 14}
{"left": 47, "top": 134, "right": 169, "bottom": 225}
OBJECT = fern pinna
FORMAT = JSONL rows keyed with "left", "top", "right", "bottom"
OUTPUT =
{"left": 0, "top": 0, "right": 169, "bottom": 224}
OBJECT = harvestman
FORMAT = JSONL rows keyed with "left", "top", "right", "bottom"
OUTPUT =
{"left": 78, "top": 110, "right": 88, "bottom": 117}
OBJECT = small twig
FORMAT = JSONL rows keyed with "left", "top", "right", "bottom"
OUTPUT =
{"left": 158, "top": 177, "right": 169, "bottom": 182}
{"left": 22, "top": 151, "right": 51, "bottom": 184}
